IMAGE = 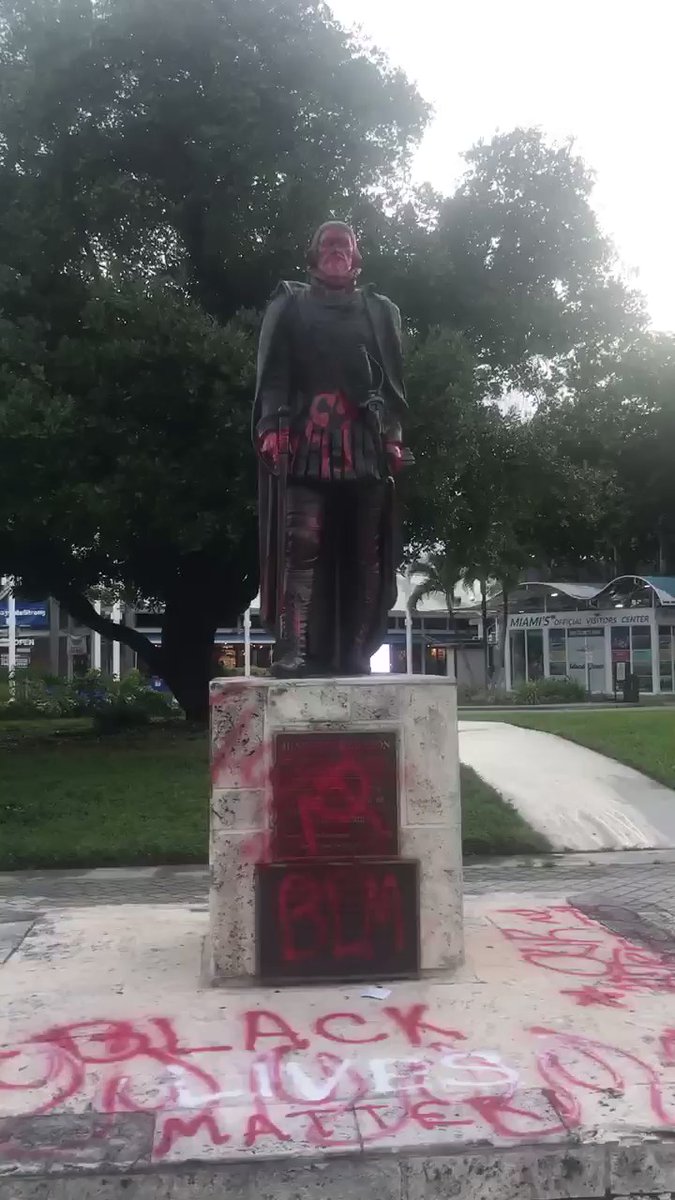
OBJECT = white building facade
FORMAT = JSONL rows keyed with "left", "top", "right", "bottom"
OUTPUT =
{"left": 502, "top": 577, "right": 675, "bottom": 696}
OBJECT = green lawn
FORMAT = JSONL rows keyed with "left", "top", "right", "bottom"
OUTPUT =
{"left": 0, "top": 719, "right": 548, "bottom": 869}
{"left": 460, "top": 763, "right": 549, "bottom": 856}
{"left": 476, "top": 709, "right": 675, "bottom": 790}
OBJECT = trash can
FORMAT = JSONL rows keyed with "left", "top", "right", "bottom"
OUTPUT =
{"left": 622, "top": 672, "right": 640, "bottom": 704}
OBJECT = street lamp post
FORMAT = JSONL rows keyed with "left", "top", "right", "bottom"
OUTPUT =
{"left": 404, "top": 567, "right": 413, "bottom": 676}
{"left": 111, "top": 600, "right": 122, "bottom": 679}
{"left": 244, "top": 608, "right": 252, "bottom": 678}
{"left": 7, "top": 589, "right": 16, "bottom": 700}
{"left": 92, "top": 599, "right": 102, "bottom": 671}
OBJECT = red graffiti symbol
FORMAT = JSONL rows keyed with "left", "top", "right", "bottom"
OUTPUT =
{"left": 495, "top": 906, "right": 675, "bottom": 998}
{"left": 0, "top": 1043, "right": 83, "bottom": 1116}
{"left": 561, "top": 986, "right": 627, "bottom": 1008}
{"left": 271, "top": 733, "right": 396, "bottom": 859}
{"left": 314, "top": 1012, "right": 388, "bottom": 1044}
{"left": 276, "top": 865, "right": 406, "bottom": 965}
{"left": 661, "top": 1029, "right": 675, "bottom": 1064}
{"left": 383, "top": 1005, "right": 466, "bottom": 1048}
{"left": 533, "top": 1027, "right": 675, "bottom": 1129}
{"left": 210, "top": 685, "right": 268, "bottom": 792}
{"left": 154, "top": 1113, "right": 231, "bottom": 1160}
{"left": 278, "top": 872, "right": 329, "bottom": 963}
{"left": 244, "top": 1011, "right": 309, "bottom": 1054}
{"left": 210, "top": 684, "right": 273, "bottom": 861}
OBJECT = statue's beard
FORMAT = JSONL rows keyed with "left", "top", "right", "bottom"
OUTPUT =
{"left": 310, "top": 260, "right": 360, "bottom": 290}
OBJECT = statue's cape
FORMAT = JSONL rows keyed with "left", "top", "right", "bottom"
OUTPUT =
{"left": 253, "top": 281, "right": 405, "bottom": 641}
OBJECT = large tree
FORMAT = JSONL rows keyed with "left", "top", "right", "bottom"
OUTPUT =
{"left": 534, "top": 333, "right": 675, "bottom": 577}
{"left": 0, "top": 0, "right": 427, "bottom": 313}
{"left": 0, "top": 0, "right": 427, "bottom": 719}
{"left": 0, "top": 279, "right": 259, "bottom": 719}
{"left": 370, "top": 130, "right": 645, "bottom": 395}
{"left": 0, "top": 0, "right": 651, "bottom": 717}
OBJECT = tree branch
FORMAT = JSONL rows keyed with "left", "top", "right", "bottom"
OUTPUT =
{"left": 54, "top": 586, "right": 163, "bottom": 671}
{"left": 407, "top": 581, "right": 431, "bottom": 612}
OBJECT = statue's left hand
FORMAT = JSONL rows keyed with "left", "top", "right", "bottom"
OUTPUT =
{"left": 385, "top": 441, "right": 406, "bottom": 474}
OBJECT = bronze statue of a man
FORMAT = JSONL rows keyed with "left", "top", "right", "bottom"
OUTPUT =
{"left": 253, "top": 221, "right": 413, "bottom": 677}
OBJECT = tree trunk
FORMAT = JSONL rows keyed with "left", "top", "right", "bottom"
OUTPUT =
{"left": 480, "top": 579, "right": 490, "bottom": 688}
{"left": 158, "top": 581, "right": 222, "bottom": 726}
{"left": 56, "top": 551, "right": 258, "bottom": 725}
{"left": 496, "top": 585, "right": 509, "bottom": 688}
{"left": 157, "top": 629, "right": 216, "bottom": 725}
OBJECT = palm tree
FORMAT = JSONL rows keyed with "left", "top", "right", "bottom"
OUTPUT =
{"left": 407, "top": 546, "right": 464, "bottom": 617}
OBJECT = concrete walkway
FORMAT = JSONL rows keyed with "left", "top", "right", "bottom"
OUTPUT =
{"left": 459, "top": 721, "right": 675, "bottom": 852}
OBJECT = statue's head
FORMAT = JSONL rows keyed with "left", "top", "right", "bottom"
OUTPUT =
{"left": 307, "top": 221, "right": 362, "bottom": 288}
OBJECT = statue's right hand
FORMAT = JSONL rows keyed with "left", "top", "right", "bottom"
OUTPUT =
{"left": 259, "top": 431, "right": 280, "bottom": 471}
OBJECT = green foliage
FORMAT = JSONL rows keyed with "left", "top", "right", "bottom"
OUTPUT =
{"left": 513, "top": 677, "right": 588, "bottom": 705}
{"left": 0, "top": 0, "right": 427, "bottom": 315}
{"left": 0, "top": 0, "right": 429, "bottom": 719}
{"left": 457, "top": 684, "right": 513, "bottom": 707}
{"left": 0, "top": 669, "right": 175, "bottom": 723}
{"left": 0, "top": 0, "right": 658, "bottom": 722}
{"left": 433, "top": 129, "right": 645, "bottom": 386}
{"left": 407, "top": 546, "right": 464, "bottom": 614}
{"left": 461, "top": 764, "right": 551, "bottom": 856}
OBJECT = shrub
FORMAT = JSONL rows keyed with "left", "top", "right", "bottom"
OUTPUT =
{"left": 513, "top": 676, "right": 587, "bottom": 705}
{"left": 0, "top": 668, "right": 176, "bottom": 722}
{"left": 457, "top": 684, "right": 513, "bottom": 706}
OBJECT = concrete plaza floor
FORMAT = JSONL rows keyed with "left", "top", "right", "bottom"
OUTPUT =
{"left": 3, "top": 862, "right": 675, "bottom": 1195}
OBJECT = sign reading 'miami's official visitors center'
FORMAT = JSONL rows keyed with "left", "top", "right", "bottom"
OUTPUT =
{"left": 507, "top": 610, "right": 651, "bottom": 631}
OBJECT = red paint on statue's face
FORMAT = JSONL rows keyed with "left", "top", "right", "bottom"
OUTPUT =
{"left": 317, "top": 228, "right": 355, "bottom": 283}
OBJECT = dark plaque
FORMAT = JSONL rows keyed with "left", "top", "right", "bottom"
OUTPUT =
{"left": 257, "top": 859, "right": 420, "bottom": 983}
{"left": 271, "top": 731, "right": 398, "bottom": 859}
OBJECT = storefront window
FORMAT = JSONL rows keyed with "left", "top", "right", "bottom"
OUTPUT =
{"left": 391, "top": 645, "right": 407, "bottom": 674}
{"left": 526, "top": 630, "right": 544, "bottom": 680}
{"left": 426, "top": 645, "right": 448, "bottom": 676}
{"left": 659, "top": 625, "right": 674, "bottom": 693}
{"left": 631, "top": 625, "right": 653, "bottom": 693}
{"left": 610, "top": 627, "right": 631, "bottom": 690}
{"left": 566, "top": 627, "right": 606, "bottom": 693}
{"left": 510, "top": 629, "right": 526, "bottom": 685}
{"left": 548, "top": 629, "right": 567, "bottom": 676}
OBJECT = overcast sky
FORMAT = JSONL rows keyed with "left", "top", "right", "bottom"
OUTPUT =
{"left": 328, "top": 0, "right": 675, "bottom": 332}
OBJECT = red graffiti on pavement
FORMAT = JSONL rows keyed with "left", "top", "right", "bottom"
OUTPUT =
{"left": 560, "top": 986, "right": 627, "bottom": 1008}
{"left": 0, "top": 1005, "right": 561, "bottom": 1162}
{"left": 494, "top": 905, "right": 675, "bottom": 1000}
{"left": 533, "top": 1026, "right": 675, "bottom": 1129}
{"left": 6, "top": 1005, "right": 675, "bottom": 1162}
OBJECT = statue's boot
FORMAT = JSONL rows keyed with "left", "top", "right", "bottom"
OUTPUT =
{"left": 270, "top": 565, "right": 313, "bottom": 677}
{"left": 342, "top": 485, "right": 385, "bottom": 675}
{"left": 271, "top": 484, "right": 323, "bottom": 678}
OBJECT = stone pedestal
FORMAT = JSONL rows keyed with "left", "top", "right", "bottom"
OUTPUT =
{"left": 208, "top": 676, "right": 463, "bottom": 984}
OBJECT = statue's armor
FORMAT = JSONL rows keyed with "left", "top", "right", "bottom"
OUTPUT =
{"left": 261, "top": 284, "right": 399, "bottom": 483}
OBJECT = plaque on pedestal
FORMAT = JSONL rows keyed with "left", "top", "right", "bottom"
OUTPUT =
{"left": 257, "top": 859, "right": 420, "bottom": 983}
{"left": 271, "top": 730, "right": 398, "bottom": 859}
